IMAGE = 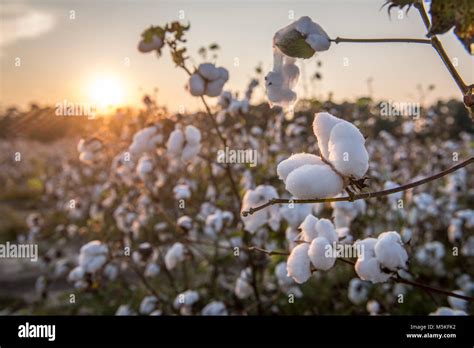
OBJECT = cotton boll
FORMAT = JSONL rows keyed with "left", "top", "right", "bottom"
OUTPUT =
{"left": 189, "top": 71, "right": 208, "bottom": 95}
{"left": 282, "top": 62, "right": 300, "bottom": 88}
{"left": 201, "top": 301, "right": 228, "bottom": 316}
{"left": 285, "top": 164, "right": 344, "bottom": 199}
{"left": 136, "top": 155, "right": 154, "bottom": 181}
{"left": 184, "top": 125, "right": 201, "bottom": 145}
{"left": 275, "top": 261, "right": 294, "bottom": 288}
{"left": 448, "top": 290, "right": 468, "bottom": 311}
{"left": 313, "top": 112, "right": 343, "bottom": 159}
{"left": 235, "top": 268, "right": 253, "bottom": 299}
{"left": 328, "top": 122, "right": 368, "bottom": 179}
{"left": 336, "top": 227, "right": 353, "bottom": 244}
{"left": 356, "top": 238, "right": 377, "bottom": 259}
{"left": 355, "top": 257, "right": 391, "bottom": 284}
{"left": 138, "top": 35, "right": 163, "bottom": 53}
{"left": 241, "top": 185, "right": 280, "bottom": 233}
{"left": 348, "top": 278, "right": 370, "bottom": 305}
{"left": 366, "top": 300, "right": 380, "bottom": 315}
{"left": 144, "top": 263, "right": 160, "bottom": 278}
{"left": 166, "top": 129, "right": 185, "bottom": 156}
{"left": 174, "top": 290, "right": 200, "bottom": 309}
{"left": 177, "top": 216, "right": 193, "bottom": 230}
{"left": 286, "top": 243, "right": 312, "bottom": 284}
{"left": 308, "top": 237, "right": 336, "bottom": 271}
{"left": 116, "top": 304, "right": 136, "bottom": 316}
{"left": 276, "top": 153, "right": 324, "bottom": 181}
{"left": 139, "top": 295, "right": 158, "bottom": 315}
{"left": 198, "top": 63, "right": 220, "bottom": 80}
{"left": 315, "top": 218, "right": 338, "bottom": 244}
{"left": 306, "top": 33, "right": 331, "bottom": 52}
{"left": 68, "top": 266, "right": 85, "bottom": 282}
{"left": 165, "top": 242, "right": 185, "bottom": 270}
{"left": 181, "top": 143, "right": 201, "bottom": 162}
{"left": 374, "top": 231, "right": 408, "bottom": 271}
{"left": 78, "top": 241, "right": 108, "bottom": 273}
{"left": 206, "top": 79, "right": 227, "bottom": 97}
{"left": 299, "top": 214, "right": 319, "bottom": 242}
{"left": 104, "top": 263, "right": 119, "bottom": 281}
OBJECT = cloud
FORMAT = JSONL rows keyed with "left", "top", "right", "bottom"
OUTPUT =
{"left": 0, "top": 3, "right": 56, "bottom": 48}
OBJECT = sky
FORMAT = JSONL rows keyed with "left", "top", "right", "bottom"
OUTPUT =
{"left": 0, "top": 0, "right": 473, "bottom": 114}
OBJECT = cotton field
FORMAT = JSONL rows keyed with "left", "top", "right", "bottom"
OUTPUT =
{"left": 0, "top": 7, "right": 473, "bottom": 318}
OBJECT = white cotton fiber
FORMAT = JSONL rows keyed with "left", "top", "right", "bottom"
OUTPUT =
{"left": 165, "top": 242, "right": 185, "bottom": 270}
{"left": 306, "top": 33, "right": 331, "bottom": 52}
{"left": 166, "top": 129, "right": 185, "bottom": 156}
{"left": 327, "top": 122, "right": 368, "bottom": 179}
{"left": 276, "top": 153, "right": 324, "bottom": 181}
{"left": 374, "top": 231, "right": 408, "bottom": 271}
{"left": 189, "top": 74, "right": 206, "bottom": 96}
{"left": 198, "top": 63, "right": 220, "bottom": 80}
{"left": 308, "top": 237, "right": 336, "bottom": 271}
{"left": 206, "top": 79, "right": 227, "bottom": 97}
{"left": 299, "top": 214, "right": 319, "bottom": 242}
{"left": 355, "top": 257, "right": 391, "bottom": 284}
{"left": 184, "top": 125, "right": 201, "bottom": 145}
{"left": 315, "top": 218, "right": 338, "bottom": 244}
{"left": 286, "top": 243, "right": 311, "bottom": 284}
{"left": 312, "top": 112, "right": 343, "bottom": 159}
{"left": 285, "top": 164, "right": 344, "bottom": 199}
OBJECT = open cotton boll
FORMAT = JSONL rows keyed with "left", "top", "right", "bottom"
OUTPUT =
{"left": 328, "top": 122, "right": 369, "bottom": 179}
{"left": 144, "top": 263, "right": 160, "bottom": 278}
{"left": 308, "top": 237, "right": 336, "bottom": 271}
{"left": 129, "top": 126, "right": 162, "bottom": 157}
{"left": 174, "top": 290, "right": 200, "bottom": 309}
{"left": 299, "top": 214, "right": 319, "bottom": 242}
{"left": 355, "top": 257, "right": 391, "bottom": 284}
{"left": 374, "top": 231, "right": 408, "bottom": 271}
{"left": 201, "top": 301, "right": 228, "bottom": 316}
{"left": 235, "top": 268, "right": 253, "bottom": 299}
{"left": 181, "top": 143, "right": 201, "bottom": 162}
{"left": 139, "top": 295, "right": 158, "bottom": 315}
{"left": 206, "top": 79, "right": 227, "bottom": 97}
{"left": 285, "top": 164, "right": 344, "bottom": 199}
{"left": 316, "top": 218, "right": 338, "bottom": 244}
{"left": 165, "top": 242, "right": 185, "bottom": 270}
{"left": 68, "top": 266, "right": 85, "bottom": 282}
{"left": 241, "top": 185, "right": 280, "bottom": 233}
{"left": 138, "top": 35, "right": 163, "bottom": 53}
{"left": 277, "top": 153, "right": 324, "bottom": 181}
{"left": 355, "top": 238, "right": 377, "bottom": 259}
{"left": 184, "top": 125, "right": 201, "bottom": 145}
{"left": 286, "top": 243, "right": 312, "bottom": 284}
{"left": 78, "top": 241, "right": 108, "bottom": 273}
{"left": 189, "top": 74, "right": 206, "bottom": 96}
{"left": 136, "top": 155, "right": 153, "bottom": 181}
{"left": 275, "top": 261, "right": 294, "bottom": 287}
{"left": 348, "top": 278, "right": 370, "bottom": 305}
{"left": 265, "top": 50, "right": 299, "bottom": 107}
{"left": 198, "top": 63, "right": 221, "bottom": 80}
{"left": 166, "top": 129, "right": 185, "bottom": 156}
{"left": 313, "top": 112, "right": 343, "bottom": 159}
{"left": 273, "top": 16, "right": 331, "bottom": 59}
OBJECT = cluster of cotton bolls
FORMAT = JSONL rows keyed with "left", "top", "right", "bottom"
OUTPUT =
{"left": 67, "top": 240, "right": 108, "bottom": 289}
{"left": 354, "top": 232, "right": 408, "bottom": 284}
{"left": 266, "top": 16, "right": 331, "bottom": 107}
{"left": 286, "top": 216, "right": 340, "bottom": 283}
{"left": 77, "top": 138, "right": 103, "bottom": 165}
{"left": 173, "top": 290, "right": 200, "bottom": 315}
{"left": 128, "top": 125, "right": 163, "bottom": 158}
{"left": 166, "top": 125, "right": 202, "bottom": 162}
{"left": 277, "top": 112, "right": 369, "bottom": 199}
{"left": 188, "top": 63, "right": 229, "bottom": 97}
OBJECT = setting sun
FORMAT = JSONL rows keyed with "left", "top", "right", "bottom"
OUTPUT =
{"left": 88, "top": 75, "right": 124, "bottom": 109}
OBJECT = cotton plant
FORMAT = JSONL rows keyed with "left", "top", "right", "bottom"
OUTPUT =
{"left": 277, "top": 112, "right": 369, "bottom": 199}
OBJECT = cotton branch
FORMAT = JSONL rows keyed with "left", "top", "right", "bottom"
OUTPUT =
{"left": 242, "top": 157, "right": 474, "bottom": 217}
{"left": 247, "top": 247, "right": 474, "bottom": 302}
{"left": 332, "top": 37, "right": 431, "bottom": 45}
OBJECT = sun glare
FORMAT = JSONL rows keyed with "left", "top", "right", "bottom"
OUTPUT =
{"left": 88, "top": 76, "right": 124, "bottom": 110}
